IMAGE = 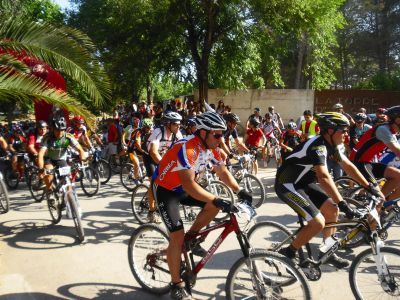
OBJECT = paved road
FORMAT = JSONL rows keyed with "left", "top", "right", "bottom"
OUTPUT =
{"left": 0, "top": 165, "right": 399, "bottom": 299}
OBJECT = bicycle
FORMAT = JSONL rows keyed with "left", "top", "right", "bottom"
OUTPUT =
{"left": 70, "top": 156, "right": 100, "bottom": 197}
{"left": 128, "top": 203, "right": 312, "bottom": 299}
{"left": 120, "top": 160, "right": 146, "bottom": 191}
{"left": 227, "top": 153, "right": 266, "bottom": 208}
{"left": 89, "top": 146, "right": 112, "bottom": 184}
{"left": 130, "top": 184, "right": 203, "bottom": 225}
{"left": 45, "top": 164, "right": 85, "bottom": 242}
{"left": 247, "top": 195, "right": 400, "bottom": 299}
{"left": 0, "top": 170, "right": 10, "bottom": 213}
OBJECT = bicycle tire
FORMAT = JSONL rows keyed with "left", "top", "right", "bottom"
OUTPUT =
{"left": 349, "top": 246, "right": 400, "bottom": 300}
{"left": 27, "top": 172, "right": 45, "bottom": 202}
{"left": 208, "top": 180, "right": 235, "bottom": 222}
{"left": 47, "top": 191, "right": 63, "bottom": 224}
{"left": 0, "top": 178, "right": 10, "bottom": 213}
{"left": 226, "top": 250, "right": 312, "bottom": 300}
{"left": 96, "top": 159, "right": 112, "bottom": 184}
{"left": 334, "top": 176, "right": 361, "bottom": 198}
{"left": 128, "top": 224, "right": 170, "bottom": 294}
{"left": 4, "top": 168, "right": 19, "bottom": 190}
{"left": 67, "top": 190, "right": 85, "bottom": 242}
{"left": 120, "top": 163, "right": 138, "bottom": 191}
{"left": 131, "top": 184, "right": 150, "bottom": 224}
{"left": 80, "top": 166, "right": 100, "bottom": 197}
{"left": 247, "top": 221, "right": 293, "bottom": 252}
{"left": 240, "top": 174, "right": 265, "bottom": 208}
{"left": 109, "top": 155, "right": 121, "bottom": 174}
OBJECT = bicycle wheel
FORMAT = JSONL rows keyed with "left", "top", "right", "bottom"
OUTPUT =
{"left": 208, "top": 180, "right": 235, "bottom": 222}
{"left": 109, "top": 155, "right": 120, "bottom": 173}
{"left": 80, "top": 167, "right": 100, "bottom": 197}
{"left": 131, "top": 184, "right": 150, "bottom": 224}
{"left": 4, "top": 168, "right": 19, "bottom": 190}
{"left": 334, "top": 176, "right": 361, "bottom": 198}
{"left": 0, "top": 178, "right": 10, "bottom": 213}
{"left": 128, "top": 224, "right": 170, "bottom": 294}
{"left": 47, "top": 191, "right": 63, "bottom": 224}
{"left": 240, "top": 174, "right": 265, "bottom": 208}
{"left": 67, "top": 190, "right": 84, "bottom": 242}
{"left": 27, "top": 172, "right": 45, "bottom": 202}
{"left": 275, "top": 147, "right": 281, "bottom": 168}
{"left": 349, "top": 246, "right": 400, "bottom": 300}
{"left": 226, "top": 250, "right": 312, "bottom": 300}
{"left": 96, "top": 159, "right": 112, "bottom": 184}
{"left": 247, "top": 221, "right": 293, "bottom": 252}
{"left": 120, "top": 163, "right": 138, "bottom": 191}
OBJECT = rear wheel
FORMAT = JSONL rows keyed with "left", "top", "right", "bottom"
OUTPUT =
{"left": 247, "top": 221, "right": 293, "bottom": 252}
{"left": 28, "top": 172, "right": 45, "bottom": 202}
{"left": 208, "top": 180, "right": 235, "bottom": 222}
{"left": 120, "top": 163, "right": 139, "bottom": 191}
{"left": 240, "top": 174, "right": 265, "bottom": 208}
{"left": 4, "top": 168, "right": 19, "bottom": 190}
{"left": 334, "top": 176, "right": 361, "bottom": 198}
{"left": 0, "top": 178, "right": 10, "bottom": 213}
{"left": 96, "top": 159, "right": 112, "bottom": 184}
{"left": 131, "top": 184, "right": 150, "bottom": 224}
{"left": 128, "top": 224, "right": 170, "bottom": 294}
{"left": 80, "top": 167, "right": 100, "bottom": 197}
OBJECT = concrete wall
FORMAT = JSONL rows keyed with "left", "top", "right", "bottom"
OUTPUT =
{"left": 195, "top": 89, "right": 315, "bottom": 125}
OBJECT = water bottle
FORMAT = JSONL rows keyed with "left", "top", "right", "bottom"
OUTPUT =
{"left": 319, "top": 235, "right": 338, "bottom": 253}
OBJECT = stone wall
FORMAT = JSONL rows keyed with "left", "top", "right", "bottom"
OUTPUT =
{"left": 195, "top": 89, "right": 315, "bottom": 125}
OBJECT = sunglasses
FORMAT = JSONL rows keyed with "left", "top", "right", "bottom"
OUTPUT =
{"left": 212, "top": 133, "right": 223, "bottom": 139}
{"left": 337, "top": 128, "right": 349, "bottom": 134}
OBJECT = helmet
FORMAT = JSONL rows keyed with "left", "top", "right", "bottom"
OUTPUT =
{"left": 72, "top": 116, "right": 84, "bottom": 125}
{"left": 254, "top": 107, "right": 261, "bottom": 112}
{"left": 187, "top": 118, "right": 197, "bottom": 127}
{"left": 37, "top": 120, "right": 48, "bottom": 128}
{"left": 163, "top": 111, "right": 182, "bottom": 123}
{"left": 224, "top": 113, "right": 240, "bottom": 123}
{"left": 287, "top": 122, "right": 297, "bottom": 130}
{"left": 316, "top": 112, "right": 350, "bottom": 131}
{"left": 195, "top": 111, "right": 227, "bottom": 131}
{"left": 268, "top": 106, "right": 274, "bottom": 110}
{"left": 376, "top": 107, "right": 386, "bottom": 114}
{"left": 333, "top": 103, "right": 343, "bottom": 109}
{"left": 51, "top": 116, "right": 67, "bottom": 130}
{"left": 354, "top": 113, "right": 367, "bottom": 122}
{"left": 249, "top": 117, "right": 261, "bottom": 127}
{"left": 142, "top": 118, "right": 153, "bottom": 128}
{"left": 386, "top": 105, "right": 400, "bottom": 122}
{"left": 265, "top": 113, "right": 273, "bottom": 119}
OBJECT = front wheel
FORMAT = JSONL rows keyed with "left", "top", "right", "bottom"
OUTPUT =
{"left": 131, "top": 184, "right": 150, "bottom": 224}
{"left": 128, "top": 224, "right": 170, "bottom": 294}
{"left": 349, "top": 246, "right": 400, "bottom": 300}
{"left": 0, "top": 178, "right": 10, "bottom": 213}
{"left": 80, "top": 167, "right": 100, "bottom": 197}
{"left": 120, "top": 163, "right": 140, "bottom": 191}
{"left": 4, "top": 169, "right": 19, "bottom": 190}
{"left": 240, "top": 174, "right": 265, "bottom": 208}
{"left": 28, "top": 172, "right": 45, "bottom": 202}
{"left": 226, "top": 250, "right": 312, "bottom": 300}
{"left": 67, "top": 190, "right": 84, "bottom": 242}
{"left": 95, "top": 159, "right": 112, "bottom": 184}
{"left": 47, "top": 191, "right": 63, "bottom": 224}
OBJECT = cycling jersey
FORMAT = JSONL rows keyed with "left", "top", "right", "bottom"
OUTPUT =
{"left": 349, "top": 124, "right": 398, "bottom": 163}
{"left": 223, "top": 127, "right": 238, "bottom": 141}
{"left": 41, "top": 132, "right": 79, "bottom": 161}
{"left": 67, "top": 125, "right": 87, "bottom": 140}
{"left": 349, "top": 123, "right": 371, "bottom": 149}
{"left": 147, "top": 127, "right": 183, "bottom": 157}
{"left": 153, "top": 135, "right": 223, "bottom": 193}
{"left": 263, "top": 122, "right": 278, "bottom": 139}
{"left": 245, "top": 128, "right": 264, "bottom": 148}
{"left": 10, "top": 134, "right": 27, "bottom": 152}
{"left": 28, "top": 133, "right": 45, "bottom": 152}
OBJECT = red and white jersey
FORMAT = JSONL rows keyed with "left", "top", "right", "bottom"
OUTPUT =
{"left": 153, "top": 135, "right": 223, "bottom": 193}
{"left": 147, "top": 127, "right": 183, "bottom": 157}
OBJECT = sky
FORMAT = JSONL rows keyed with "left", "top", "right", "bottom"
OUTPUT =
{"left": 51, "top": 0, "right": 71, "bottom": 10}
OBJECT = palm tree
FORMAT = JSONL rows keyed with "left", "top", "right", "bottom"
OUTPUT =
{"left": 0, "top": 1, "right": 111, "bottom": 127}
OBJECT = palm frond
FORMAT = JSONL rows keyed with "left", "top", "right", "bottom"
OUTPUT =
{"left": 0, "top": 53, "right": 29, "bottom": 72}
{"left": 0, "top": 71, "right": 95, "bottom": 128}
{"left": 0, "top": 18, "right": 111, "bottom": 107}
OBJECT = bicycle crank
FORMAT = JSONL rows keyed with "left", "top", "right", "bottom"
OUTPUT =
{"left": 300, "top": 260, "right": 321, "bottom": 281}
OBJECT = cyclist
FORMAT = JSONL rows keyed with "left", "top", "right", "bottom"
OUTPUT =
{"left": 27, "top": 120, "right": 48, "bottom": 161}
{"left": 9, "top": 124, "right": 27, "bottom": 176}
{"left": 220, "top": 113, "right": 249, "bottom": 157}
{"left": 350, "top": 105, "right": 400, "bottom": 201}
{"left": 146, "top": 111, "right": 183, "bottom": 223}
{"left": 37, "top": 116, "right": 86, "bottom": 202}
{"left": 68, "top": 116, "right": 93, "bottom": 151}
{"left": 244, "top": 117, "right": 265, "bottom": 173}
{"left": 261, "top": 113, "right": 280, "bottom": 167}
{"left": 122, "top": 114, "right": 142, "bottom": 180}
{"left": 246, "top": 107, "right": 263, "bottom": 128}
{"left": 183, "top": 118, "right": 197, "bottom": 136}
{"left": 152, "top": 111, "right": 252, "bottom": 300}
{"left": 268, "top": 106, "right": 285, "bottom": 129}
{"left": 279, "top": 121, "right": 301, "bottom": 161}
{"left": 349, "top": 113, "right": 371, "bottom": 150}
{"left": 276, "top": 112, "right": 383, "bottom": 268}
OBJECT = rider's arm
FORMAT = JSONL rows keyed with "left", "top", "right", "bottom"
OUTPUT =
{"left": 214, "top": 164, "right": 240, "bottom": 192}
{"left": 385, "top": 141, "right": 400, "bottom": 158}
{"left": 82, "top": 132, "right": 93, "bottom": 149}
{"left": 179, "top": 168, "right": 216, "bottom": 202}
{"left": 37, "top": 147, "right": 47, "bottom": 169}
{"left": 149, "top": 142, "right": 162, "bottom": 164}
{"left": 339, "top": 156, "right": 370, "bottom": 188}
{"left": 315, "top": 164, "right": 344, "bottom": 205}
{"left": 218, "top": 139, "right": 231, "bottom": 156}
{"left": 75, "top": 143, "right": 86, "bottom": 161}
{"left": 0, "top": 136, "right": 8, "bottom": 152}
{"left": 233, "top": 137, "right": 249, "bottom": 152}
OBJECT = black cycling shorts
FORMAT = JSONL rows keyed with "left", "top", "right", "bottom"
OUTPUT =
{"left": 153, "top": 184, "right": 206, "bottom": 233}
{"left": 44, "top": 158, "right": 68, "bottom": 168}
{"left": 353, "top": 162, "right": 386, "bottom": 183}
{"left": 143, "top": 154, "right": 157, "bottom": 178}
{"left": 275, "top": 181, "right": 328, "bottom": 221}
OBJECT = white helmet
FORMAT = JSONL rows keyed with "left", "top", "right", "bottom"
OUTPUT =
{"left": 195, "top": 111, "right": 227, "bottom": 131}
{"left": 163, "top": 111, "right": 182, "bottom": 123}
{"left": 333, "top": 103, "right": 343, "bottom": 109}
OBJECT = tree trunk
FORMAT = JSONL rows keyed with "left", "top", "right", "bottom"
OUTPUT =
{"left": 146, "top": 75, "right": 152, "bottom": 105}
{"left": 294, "top": 35, "right": 306, "bottom": 89}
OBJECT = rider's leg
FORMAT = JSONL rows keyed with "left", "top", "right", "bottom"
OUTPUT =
{"left": 168, "top": 229, "right": 185, "bottom": 284}
{"left": 11, "top": 155, "right": 18, "bottom": 173}
{"left": 189, "top": 201, "right": 219, "bottom": 233}
{"left": 382, "top": 166, "right": 400, "bottom": 200}
{"left": 43, "top": 163, "right": 54, "bottom": 190}
{"left": 291, "top": 214, "right": 325, "bottom": 249}
{"left": 128, "top": 152, "right": 140, "bottom": 179}
{"left": 319, "top": 198, "right": 339, "bottom": 240}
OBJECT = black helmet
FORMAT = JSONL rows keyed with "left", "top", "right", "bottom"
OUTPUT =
{"left": 225, "top": 113, "right": 240, "bottom": 123}
{"left": 316, "top": 112, "right": 350, "bottom": 131}
{"left": 249, "top": 117, "right": 261, "bottom": 127}
{"left": 386, "top": 105, "right": 400, "bottom": 123}
{"left": 354, "top": 113, "right": 367, "bottom": 122}
{"left": 195, "top": 111, "right": 227, "bottom": 131}
{"left": 37, "top": 120, "right": 48, "bottom": 128}
{"left": 287, "top": 122, "right": 297, "bottom": 130}
{"left": 51, "top": 116, "right": 67, "bottom": 130}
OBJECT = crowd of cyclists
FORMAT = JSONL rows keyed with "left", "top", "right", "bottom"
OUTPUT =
{"left": 1, "top": 98, "right": 400, "bottom": 300}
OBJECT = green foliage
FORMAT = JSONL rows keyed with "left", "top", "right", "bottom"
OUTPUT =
{"left": 152, "top": 76, "right": 193, "bottom": 102}
{"left": 355, "top": 71, "right": 400, "bottom": 91}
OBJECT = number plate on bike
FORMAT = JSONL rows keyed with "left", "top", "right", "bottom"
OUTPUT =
{"left": 58, "top": 166, "right": 71, "bottom": 176}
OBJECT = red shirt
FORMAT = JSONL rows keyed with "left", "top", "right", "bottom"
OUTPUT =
{"left": 245, "top": 128, "right": 264, "bottom": 147}
{"left": 108, "top": 124, "right": 118, "bottom": 143}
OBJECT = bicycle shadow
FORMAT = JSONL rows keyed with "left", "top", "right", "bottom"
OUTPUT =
{"left": 0, "top": 293, "right": 66, "bottom": 300}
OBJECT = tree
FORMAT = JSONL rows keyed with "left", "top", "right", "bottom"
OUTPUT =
{"left": 0, "top": 0, "right": 111, "bottom": 125}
